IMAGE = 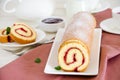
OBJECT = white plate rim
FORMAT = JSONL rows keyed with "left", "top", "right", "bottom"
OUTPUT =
{"left": 112, "top": 6, "right": 120, "bottom": 13}
{"left": 100, "top": 18, "right": 120, "bottom": 35}
{"left": 91, "top": 1, "right": 110, "bottom": 13}
{"left": 0, "top": 29, "right": 46, "bottom": 47}
{"left": 44, "top": 28, "right": 102, "bottom": 76}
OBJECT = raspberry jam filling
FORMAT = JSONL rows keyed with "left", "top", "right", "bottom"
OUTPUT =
{"left": 1, "top": 29, "right": 11, "bottom": 42}
{"left": 42, "top": 18, "right": 63, "bottom": 24}
{"left": 20, "top": 28, "right": 27, "bottom": 33}
{"left": 2, "top": 30, "right": 6, "bottom": 35}
{"left": 15, "top": 28, "right": 33, "bottom": 37}
{"left": 73, "top": 58, "right": 85, "bottom": 72}
{"left": 64, "top": 47, "right": 85, "bottom": 65}
{"left": 7, "top": 36, "right": 11, "bottom": 42}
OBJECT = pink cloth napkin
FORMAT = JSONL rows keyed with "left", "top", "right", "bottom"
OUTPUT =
{"left": 0, "top": 9, "right": 120, "bottom": 80}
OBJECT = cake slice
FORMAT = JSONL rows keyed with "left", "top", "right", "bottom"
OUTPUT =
{"left": 10, "top": 23, "right": 37, "bottom": 44}
{"left": 0, "top": 27, "right": 14, "bottom": 43}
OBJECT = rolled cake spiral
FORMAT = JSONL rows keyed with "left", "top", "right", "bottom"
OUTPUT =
{"left": 10, "top": 23, "right": 36, "bottom": 44}
{"left": 58, "top": 12, "right": 96, "bottom": 72}
{"left": 0, "top": 28, "right": 13, "bottom": 43}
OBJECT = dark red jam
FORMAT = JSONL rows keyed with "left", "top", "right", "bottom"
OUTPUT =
{"left": 117, "top": 12, "right": 120, "bottom": 14}
{"left": 15, "top": 28, "right": 32, "bottom": 37}
{"left": 2, "top": 30, "right": 6, "bottom": 35}
{"left": 64, "top": 47, "right": 84, "bottom": 65}
{"left": 19, "top": 28, "right": 27, "bottom": 33}
{"left": 74, "top": 67, "right": 78, "bottom": 72}
{"left": 63, "top": 47, "right": 85, "bottom": 72}
{"left": 42, "top": 18, "right": 63, "bottom": 24}
{"left": 7, "top": 36, "right": 11, "bottom": 42}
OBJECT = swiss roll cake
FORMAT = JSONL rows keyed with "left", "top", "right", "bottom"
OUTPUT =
{"left": 10, "top": 23, "right": 37, "bottom": 44}
{"left": 58, "top": 12, "right": 96, "bottom": 72}
{"left": 0, "top": 28, "right": 14, "bottom": 43}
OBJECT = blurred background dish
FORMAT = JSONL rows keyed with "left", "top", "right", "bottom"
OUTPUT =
{"left": 106, "top": 0, "right": 120, "bottom": 9}
{"left": 112, "top": 6, "right": 120, "bottom": 18}
{"left": 0, "top": 0, "right": 55, "bottom": 21}
{"left": 38, "top": 16, "right": 65, "bottom": 33}
{"left": 52, "top": 0, "right": 120, "bottom": 20}
{"left": 65, "top": 0, "right": 100, "bottom": 20}
{"left": 100, "top": 18, "right": 120, "bottom": 34}
{"left": 0, "top": 29, "right": 46, "bottom": 51}
{"left": 91, "top": 1, "right": 110, "bottom": 13}
{"left": 0, "top": 16, "right": 40, "bottom": 29}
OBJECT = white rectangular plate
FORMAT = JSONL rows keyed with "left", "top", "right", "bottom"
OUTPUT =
{"left": 44, "top": 28, "right": 102, "bottom": 76}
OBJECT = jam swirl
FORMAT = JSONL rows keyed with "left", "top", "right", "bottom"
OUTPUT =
{"left": 14, "top": 24, "right": 33, "bottom": 37}
{"left": 64, "top": 47, "right": 85, "bottom": 71}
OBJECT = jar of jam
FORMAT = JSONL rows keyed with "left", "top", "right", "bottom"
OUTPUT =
{"left": 42, "top": 18, "right": 63, "bottom": 24}
{"left": 39, "top": 17, "right": 65, "bottom": 32}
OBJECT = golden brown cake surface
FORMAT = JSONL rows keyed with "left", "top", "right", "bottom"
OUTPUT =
{"left": 58, "top": 12, "right": 96, "bottom": 72}
{"left": 58, "top": 39, "right": 89, "bottom": 72}
{"left": 10, "top": 23, "right": 37, "bottom": 44}
{"left": 0, "top": 28, "right": 13, "bottom": 43}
